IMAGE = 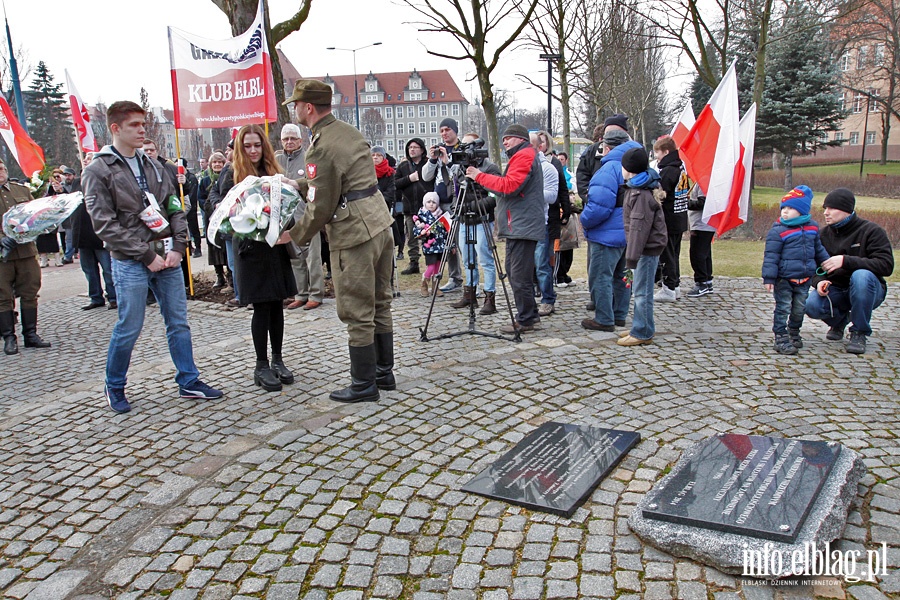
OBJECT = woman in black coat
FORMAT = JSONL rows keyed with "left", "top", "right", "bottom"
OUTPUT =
{"left": 371, "top": 146, "right": 403, "bottom": 255}
{"left": 198, "top": 152, "right": 229, "bottom": 288}
{"left": 223, "top": 125, "right": 297, "bottom": 393}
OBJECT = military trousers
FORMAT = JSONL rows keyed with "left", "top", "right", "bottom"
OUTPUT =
{"left": 0, "top": 255, "right": 41, "bottom": 311}
{"left": 332, "top": 227, "right": 394, "bottom": 346}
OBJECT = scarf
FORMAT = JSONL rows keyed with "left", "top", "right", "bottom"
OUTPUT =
{"left": 780, "top": 214, "right": 811, "bottom": 227}
{"left": 624, "top": 169, "right": 661, "bottom": 189}
{"left": 832, "top": 211, "right": 856, "bottom": 229}
{"left": 375, "top": 160, "right": 395, "bottom": 179}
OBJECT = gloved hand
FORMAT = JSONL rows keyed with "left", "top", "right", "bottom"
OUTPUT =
{"left": 0, "top": 237, "right": 17, "bottom": 252}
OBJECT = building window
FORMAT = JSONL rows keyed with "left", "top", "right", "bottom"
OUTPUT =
{"left": 397, "top": 123, "right": 404, "bottom": 135}
{"left": 408, "top": 123, "right": 415, "bottom": 136}
{"left": 869, "top": 89, "right": 881, "bottom": 112}
{"left": 852, "top": 93, "right": 864, "bottom": 113}
{"left": 840, "top": 91, "right": 847, "bottom": 111}
{"left": 857, "top": 46, "right": 868, "bottom": 69}
{"left": 849, "top": 131, "right": 860, "bottom": 145}
{"left": 385, "top": 106, "right": 392, "bottom": 119}
{"left": 840, "top": 51, "right": 852, "bottom": 71}
{"left": 398, "top": 139, "right": 405, "bottom": 150}
{"left": 429, "top": 105, "right": 437, "bottom": 117}
{"left": 418, "top": 105, "right": 426, "bottom": 118}
{"left": 430, "top": 121, "right": 437, "bottom": 134}
{"left": 419, "top": 122, "right": 426, "bottom": 134}
{"left": 451, "top": 103, "right": 460, "bottom": 116}
{"left": 408, "top": 92, "right": 422, "bottom": 101}
{"left": 875, "top": 43, "right": 885, "bottom": 66}
{"left": 440, "top": 104, "right": 449, "bottom": 116}
{"left": 834, "top": 132, "right": 845, "bottom": 142}
{"left": 365, "top": 94, "right": 377, "bottom": 103}
{"left": 866, "top": 131, "right": 877, "bottom": 145}
{"left": 387, "top": 140, "right": 394, "bottom": 152}
{"left": 386, "top": 123, "right": 393, "bottom": 135}
{"left": 430, "top": 137, "right": 438, "bottom": 147}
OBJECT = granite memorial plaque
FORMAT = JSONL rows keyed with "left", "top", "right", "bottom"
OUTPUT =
{"left": 642, "top": 434, "right": 840, "bottom": 543}
{"left": 461, "top": 422, "right": 640, "bottom": 517}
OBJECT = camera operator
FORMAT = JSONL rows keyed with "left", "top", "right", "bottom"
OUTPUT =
{"left": 466, "top": 124, "right": 545, "bottom": 334}
{"left": 422, "top": 118, "right": 464, "bottom": 292}
{"left": 450, "top": 133, "right": 502, "bottom": 315}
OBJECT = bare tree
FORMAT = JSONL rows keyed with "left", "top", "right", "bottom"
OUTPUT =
{"left": 399, "top": 0, "right": 540, "bottom": 161}
{"left": 210, "top": 0, "right": 314, "bottom": 140}
{"left": 140, "top": 88, "right": 162, "bottom": 146}
{"left": 361, "top": 108, "right": 384, "bottom": 146}
{"left": 0, "top": 43, "right": 31, "bottom": 107}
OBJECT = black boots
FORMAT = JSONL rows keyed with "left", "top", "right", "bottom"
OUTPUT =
{"left": 213, "top": 266, "right": 226, "bottom": 289}
{"left": 788, "top": 328, "right": 803, "bottom": 349}
{"left": 330, "top": 343, "right": 379, "bottom": 403}
{"left": 21, "top": 308, "right": 50, "bottom": 348}
{"left": 451, "top": 286, "right": 476, "bottom": 309}
{"left": 254, "top": 360, "right": 282, "bottom": 392}
{"left": 374, "top": 332, "right": 395, "bottom": 391}
{"left": 480, "top": 291, "right": 497, "bottom": 315}
{"left": 401, "top": 261, "right": 420, "bottom": 275}
{"left": 1, "top": 311, "right": 17, "bottom": 355}
{"left": 270, "top": 353, "right": 295, "bottom": 384}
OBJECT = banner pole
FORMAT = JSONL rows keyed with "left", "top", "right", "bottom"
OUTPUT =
{"left": 174, "top": 128, "right": 195, "bottom": 297}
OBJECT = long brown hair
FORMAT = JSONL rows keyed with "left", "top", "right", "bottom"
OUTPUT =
{"left": 232, "top": 124, "right": 283, "bottom": 181}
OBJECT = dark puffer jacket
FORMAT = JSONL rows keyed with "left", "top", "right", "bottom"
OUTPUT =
{"left": 810, "top": 214, "right": 894, "bottom": 290}
{"left": 762, "top": 220, "right": 830, "bottom": 284}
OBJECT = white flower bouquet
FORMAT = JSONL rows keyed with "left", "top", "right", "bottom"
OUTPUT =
{"left": 207, "top": 175, "right": 302, "bottom": 247}
{"left": 2, "top": 192, "right": 83, "bottom": 258}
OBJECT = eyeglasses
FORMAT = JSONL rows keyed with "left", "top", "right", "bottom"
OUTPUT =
{"left": 282, "top": 137, "right": 300, "bottom": 142}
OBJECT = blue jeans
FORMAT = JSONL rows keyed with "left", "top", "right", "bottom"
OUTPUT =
{"left": 805, "top": 270, "right": 886, "bottom": 336}
{"left": 631, "top": 255, "right": 659, "bottom": 340}
{"left": 107, "top": 259, "right": 200, "bottom": 389}
{"left": 458, "top": 220, "right": 496, "bottom": 292}
{"left": 224, "top": 238, "right": 240, "bottom": 302}
{"left": 588, "top": 242, "right": 629, "bottom": 326}
{"left": 772, "top": 278, "right": 809, "bottom": 335}
{"left": 63, "top": 228, "right": 76, "bottom": 261}
{"left": 79, "top": 247, "right": 116, "bottom": 304}
{"left": 534, "top": 230, "right": 556, "bottom": 305}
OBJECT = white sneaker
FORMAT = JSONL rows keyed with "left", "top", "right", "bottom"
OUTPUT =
{"left": 675, "top": 286, "right": 682, "bottom": 299}
{"left": 654, "top": 286, "right": 677, "bottom": 302}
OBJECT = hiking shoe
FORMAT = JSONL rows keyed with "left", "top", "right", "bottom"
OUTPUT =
{"left": 581, "top": 318, "right": 614, "bottom": 332}
{"left": 400, "top": 263, "right": 420, "bottom": 275}
{"left": 788, "top": 328, "right": 803, "bottom": 349}
{"left": 825, "top": 327, "right": 845, "bottom": 341}
{"left": 105, "top": 385, "right": 131, "bottom": 414}
{"left": 846, "top": 331, "right": 867, "bottom": 354}
{"left": 774, "top": 335, "right": 798, "bottom": 355}
{"left": 617, "top": 334, "right": 653, "bottom": 346}
{"left": 686, "top": 283, "right": 713, "bottom": 297}
{"left": 538, "top": 303, "right": 555, "bottom": 316}
{"left": 179, "top": 380, "right": 224, "bottom": 399}
{"left": 654, "top": 286, "right": 677, "bottom": 302}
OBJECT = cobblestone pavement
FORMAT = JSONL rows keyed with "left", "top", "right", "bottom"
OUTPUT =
{"left": 1, "top": 278, "right": 898, "bottom": 600}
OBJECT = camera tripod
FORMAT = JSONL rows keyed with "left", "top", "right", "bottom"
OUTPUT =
{"left": 419, "top": 164, "right": 520, "bottom": 342}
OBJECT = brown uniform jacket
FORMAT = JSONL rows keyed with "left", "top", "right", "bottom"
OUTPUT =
{"left": 83, "top": 146, "right": 188, "bottom": 266}
{"left": 0, "top": 181, "right": 37, "bottom": 260}
{"left": 289, "top": 113, "right": 392, "bottom": 249}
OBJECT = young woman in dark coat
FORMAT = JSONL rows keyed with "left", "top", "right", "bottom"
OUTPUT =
{"left": 227, "top": 124, "right": 298, "bottom": 392}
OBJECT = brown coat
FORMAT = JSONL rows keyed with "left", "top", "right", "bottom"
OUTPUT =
{"left": 622, "top": 185, "right": 667, "bottom": 269}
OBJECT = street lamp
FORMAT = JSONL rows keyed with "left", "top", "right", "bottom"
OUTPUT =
{"left": 327, "top": 42, "right": 382, "bottom": 130}
{"left": 539, "top": 53, "right": 562, "bottom": 135}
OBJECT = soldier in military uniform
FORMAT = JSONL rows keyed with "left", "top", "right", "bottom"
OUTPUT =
{"left": 280, "top": 79, "right": 395, "bottom": 403}
{"left": 0, "top": 159, "right": 51, "bottom": 355}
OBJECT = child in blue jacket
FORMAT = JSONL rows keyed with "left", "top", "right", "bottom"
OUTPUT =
{"left": 762, "top": 186, "right": 830, "bottom": 354}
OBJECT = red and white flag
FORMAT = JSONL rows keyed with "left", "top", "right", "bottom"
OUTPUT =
{"left": 708, "top": 103, "right": 757, "bottom": 236}
{"left": 0, "top": 96, "right": 45, "bottom": 177}
{"left": 670, "top": 102, "right": 696, "bottom": 148}
{"left": 678, "top": 62, "right": 741, "bottom": 226}
{"left": 435, "top": 212, "right": 453, "bottom": 232}
{"left": 65, "top": 70, "right": 99, "bottom": 154}
{"left": 168, "top": 1, "right": 277, "bottom": 129}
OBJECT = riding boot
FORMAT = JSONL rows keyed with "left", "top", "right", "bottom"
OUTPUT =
{"left": 0, "top": 311, "right": 17, "bottom": 355}
{"left": 213, "top": 266, "right": 226, "bottom": 289}
{"left": 374, "top": 332, "right": 395, "bottom": 390}
{"left": 329, "top": 344, "right": 379, "bottom": 403}
{"left": 270, "top": 353, "right": 295, "bottom": 384}
{"left": 254, "top": 360, "right": 282, "bottom": 391}
{"left": 21, "top": 308, "right": 51, "bottom": 348}
{"left": 451, "top": 286, "right": 475, "bottom": 309}
{"left": 480, "top": 291, "right": 497, "bottom": 315}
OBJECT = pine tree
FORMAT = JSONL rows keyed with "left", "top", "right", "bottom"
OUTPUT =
{"left": 25, "top": 61, "right": 77, "bottom": 168}
{"left": 755, "top": 9, "right": 846, "bottom": 189}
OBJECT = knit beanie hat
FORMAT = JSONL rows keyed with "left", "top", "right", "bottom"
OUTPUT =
{"left": 602, "top": 129, "right": 631, "bottom": 148}
{"left": 823, "top": 188, "right": 856, "bottom": 213}
{"left": 439, "top": 118, "right": 459, "bottom": 134}
{"left": 621, "top": 147, "right": 649, "bottom": 174}
{"left": 502, "top": 124, "right": 529, "bottom": 141}
{"left": 371, "top": 146, "right": 387, "bottom": 158}
{"left": 780, "top": 185, "right": 813, "bottom": 215}
{"left": 604, "top": 113, "right": 629, "bottom": 131}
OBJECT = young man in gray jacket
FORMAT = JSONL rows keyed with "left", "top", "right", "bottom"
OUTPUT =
{"left": 83, "top": 100, "right": 222, "bottom": 413}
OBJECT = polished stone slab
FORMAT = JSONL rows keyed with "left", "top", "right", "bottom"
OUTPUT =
{"left": 462, "top": 422, "right": 640, "bottom": 517}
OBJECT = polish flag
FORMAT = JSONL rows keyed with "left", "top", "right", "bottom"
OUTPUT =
{"left": 708, "top": 103, "right": 757, "bottom": 236}
{"left": 0, "top": 96, "right": 45, "bottom": 177}
{"left": 65, "top": 70, "right": 99, "bottom": 154}
{"left": 678, "top": 62, "right": 741, "bottom": 226}
{"left": 436, "top": 212, "right": 453, "bottom": 232}
{"left": 670, "top": 102, "right": 696, "bottom": 148}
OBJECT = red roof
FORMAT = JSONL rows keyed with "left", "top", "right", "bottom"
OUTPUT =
{"left": 309, "top": 70, "right": 468, "bottom": 105}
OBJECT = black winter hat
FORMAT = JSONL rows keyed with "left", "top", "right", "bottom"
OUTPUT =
{"left": 823, "top": 188, "right": 856, "bottom": 213}
{"left": 621, "top": 147, "right": 649, "bottom": 174}
{"left": 604, "top": 113, "right": 629, "bottom": 131}
{"left": 502, "top": 124, "right": 530, "bottom": 141}
{"left": 439, "top": 118, "right": 459, "bottom": 134}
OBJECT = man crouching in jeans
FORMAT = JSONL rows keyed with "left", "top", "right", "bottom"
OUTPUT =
{"left": 83, "top": 100, "right": 223, "bottom": 413}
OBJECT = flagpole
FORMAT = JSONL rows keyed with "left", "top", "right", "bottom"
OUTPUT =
{"left": 2, "top": 0, "right": 27, "bottom": 135}
{"left": 174, "top": 128, "right": 195, "bottom": 297}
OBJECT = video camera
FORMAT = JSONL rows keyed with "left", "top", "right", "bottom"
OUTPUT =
{"left": 450, "top": 138, "right": 489, "bottom": 166}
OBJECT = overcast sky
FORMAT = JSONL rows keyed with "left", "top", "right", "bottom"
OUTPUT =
{"left": 5, "top": 0, "right": 574, "bottom": 112}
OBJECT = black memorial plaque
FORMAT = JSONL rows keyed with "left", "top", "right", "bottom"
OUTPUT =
{"left": 461, "top": 422, "right": 640, "bottom": 517}
{"left": 643, "top": 434, "right": 840, "bottom": 543}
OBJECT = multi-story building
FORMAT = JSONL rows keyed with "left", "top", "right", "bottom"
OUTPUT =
{"left": 296, "top": 68, "right": 469, "bottom": 157}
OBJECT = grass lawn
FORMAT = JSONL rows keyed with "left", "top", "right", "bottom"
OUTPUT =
{"left": 791, "top": 162, "right": 900, "bottom": 177}
{"left": 752, "top": 186, "right": 900, "bottom": 212}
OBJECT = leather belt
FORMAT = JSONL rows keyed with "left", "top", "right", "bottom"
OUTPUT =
{"left": 342, "top": 185, "right": 378, "bottom": 202}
